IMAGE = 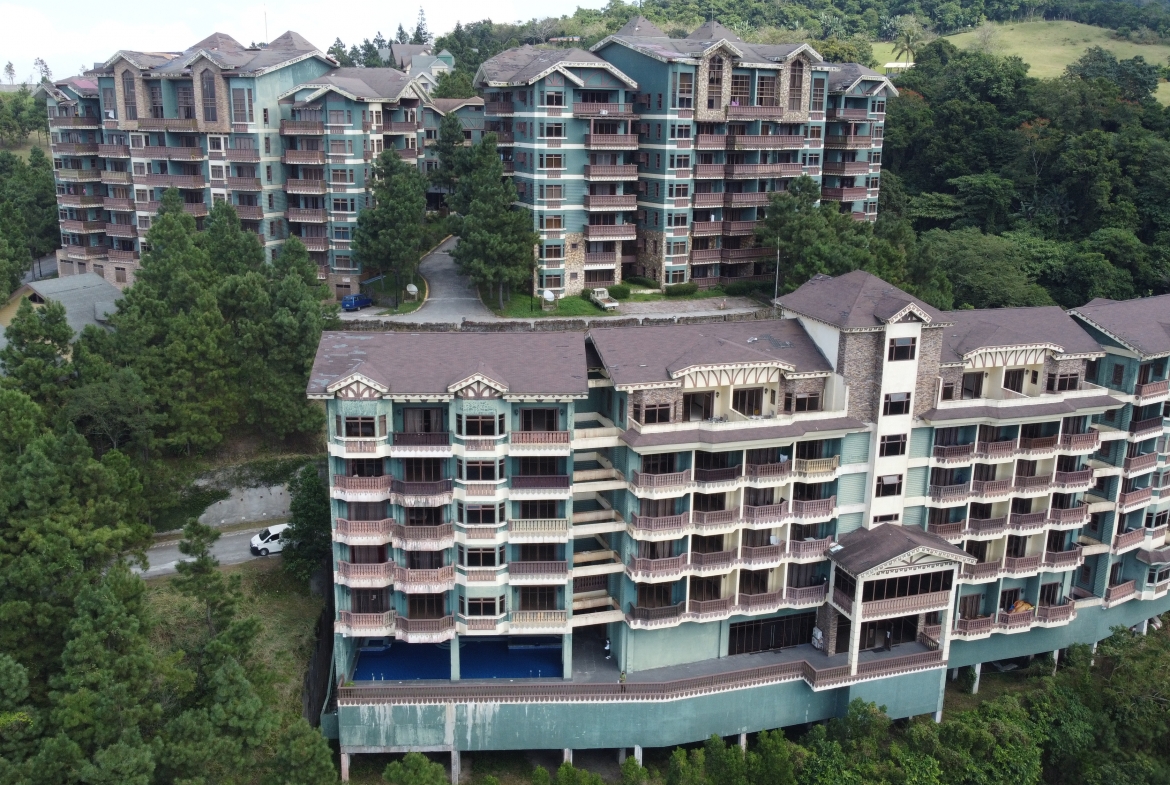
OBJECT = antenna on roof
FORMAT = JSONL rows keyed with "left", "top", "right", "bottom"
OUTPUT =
{"left": 264, "top": 6, "right": 268, "bottom": 46}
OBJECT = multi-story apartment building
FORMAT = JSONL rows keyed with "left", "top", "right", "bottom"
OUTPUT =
{"left": 310, "top": 271, "right": 1169, "bottom": 780}
{"left": 41, "top": 32, "right": 483, "bottom": 298}
{"left": 475, "top": 18, "right": 895, "bottom": 295}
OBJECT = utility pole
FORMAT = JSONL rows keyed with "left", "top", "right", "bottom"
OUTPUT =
{"left": 772, "top": 244, "right": 780, "bottom": 316}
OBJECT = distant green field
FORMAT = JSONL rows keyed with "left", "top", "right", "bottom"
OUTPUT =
{"left": 871, "top": 21, "right": 1170, "bottom": 103}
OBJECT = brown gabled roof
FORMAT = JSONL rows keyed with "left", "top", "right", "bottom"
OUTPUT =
{"left": 430, "top": 97, "right": 484, "bottom": 114}
{"left": 588, "top": 320, "right": 831, "bottom": 388}
{"left": 776, "top": 270, "right": 948, "bottom": 330}
{"left": 831, "top": 524, "right": 974, "bottom": 576}
{"left": 1069, "top": 294, "right": 1170, "bottom": 359}
{"left": 307, "top": 332, "right": 589, "bottom": 397}
{"left": 619, "top": 416, "right": 865, "bottom": 450}
{"left": 686, "top": 20, "right": 744, "bottom": 43}
{"left": 614, "top": 16, "right": 667, "bottom": 38}
{"left": 940, "top": 306, "right": 1103, "bottom": 364}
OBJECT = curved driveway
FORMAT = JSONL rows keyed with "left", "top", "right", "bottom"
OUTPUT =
{"left": 389, "top": 237, "right": 494, "bottom": 323}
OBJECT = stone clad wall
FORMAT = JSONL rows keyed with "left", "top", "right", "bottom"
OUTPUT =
{"left": 836, "top": 331, "right": 883, "bottom": 421}
{"left": 914, "top": 325, "right": 945, "bottom": 416}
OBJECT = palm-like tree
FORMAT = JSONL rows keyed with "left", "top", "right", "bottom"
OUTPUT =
{"left": 893, "top": 21, "right": 924, "bottom": 63}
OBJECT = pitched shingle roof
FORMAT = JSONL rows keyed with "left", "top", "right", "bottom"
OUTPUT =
{"left": 588, "top": 320, "right": 832, "bottom": 388}
{"left": 308, "top": 332, "right": 589, "bottom": 397}
{"left": 776, "top": 270, "right": 949, "bottom": 330}
{"left": 831, "top": 524, "right": 974, "bottom": 576}
{"left": 476, "top": 45, "right": 633, "bottom": 86}
{"left": 940, "top": 306, "right": 1103, "bottom": 364}
{"left": 290, "top": 67, "right": 415, "bottom": 101}
{"left": 0, "top": 274, "right": 121, "bottom": 354}
{"left": 614, "top": 16, "right": 667, "bottom": 37}
{"left": 1070, "top": 294, "right": 1170, "bottom": 358}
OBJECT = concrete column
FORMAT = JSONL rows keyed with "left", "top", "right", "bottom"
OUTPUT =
{"left": 563, "top": 633, "right": 573, "bottom": 679}
{"left": 950, "top": 668, "right": 958, "bottom": 681}
{"left": 450, "top": 635, "right": 460, "bottom": 681}
{"left": 933, "top": 710, "right": 943, "bottom": 723}
{"left": 340, "top": 752, "right": 350, "bottom": 783}
{"left": 1052, "top": 649, "right": 1060, "bottom": 676}
{"left": 618, "top": 748, "right": 627, "bottom": 765}
{"left": 1090, "top": 641, "right": 1097, "bottom": 667}
{"left": 563, "top": 749, "right": 573, "bottom": 765}
{"left": 634, "top": 745, "right": 643, "bottom": 765}
{"left": 451, "top": 751, "right": 461, "bottom": 785}
{"left": 738, "top": 733, "right": 747, "bottom": 751}
{"left": 971, "top": 663, "right": 981, "bottom": 695}
{"left": 1141, "top": 618, "right": 1150, "bottom": 635}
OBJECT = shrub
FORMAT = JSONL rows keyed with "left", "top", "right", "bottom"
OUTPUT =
{"left": 608, "top": 284, "right": 631, "bottom": 300}
{"left": 625, "top": 276, "right": 659, "bottom": 288}
{"left": 664, "top": 282, "right": 699, "bottom": 297}
{"left": 724, "top": 280, "right": 769, "bottom": 297}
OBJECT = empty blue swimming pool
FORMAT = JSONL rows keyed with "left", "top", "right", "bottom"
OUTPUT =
{"left": 352, "top": 638, "right": 562, "bottom": 681}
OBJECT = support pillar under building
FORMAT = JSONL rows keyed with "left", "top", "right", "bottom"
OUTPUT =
{"left": 634, "top": 746, "right": 643, "bottom": 765}
{"left": 972, "top": 663, "right": 981, "bottom": 695}
{"left": 563, "top": 749, "right": 573, "bottom": 765}
{"left": 451, "top": 750, "right": 461, "bottom": 785}
{"left": 340, "top": 752, "right": 350, "bottom": 783}
{"left": 738, "top": 733, "right": 747, "bottom": 751}
{"left": 618, "top": 749, "right": 627, "bottom": 765}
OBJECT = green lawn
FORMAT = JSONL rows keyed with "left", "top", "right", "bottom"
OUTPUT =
{"left": 489, "top": 292, "right": 609, "bottom": 318}
{"left": 369, "top": 275, "right": 427, "bottom": 316}
{"left": 3, "top": 131, "right": 50, "bottom": 161}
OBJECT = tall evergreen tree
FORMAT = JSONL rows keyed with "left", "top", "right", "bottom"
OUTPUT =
{"left": 0, "top": 298, "right": 74, "bottom": 412}
{"left": 395, "top": 24, "right": 410, "bottom": 45}
{"left": 353, "top": 150, "right": 427, "bottom": 306}
{"left": 411, "top": 9, "right": 432, "bottom": 44}
{"left": 431, "top": 111, "right": 467, "bottom": 195}
{"left": 282, "top": 464, "right": 332, "bottom": 585}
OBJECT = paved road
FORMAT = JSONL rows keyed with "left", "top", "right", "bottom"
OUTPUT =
{"left": 338, "top": 236, "right": 494, "bottom": 323}
{"left": 136, "top": 525, "right": 274, "bottom": 578}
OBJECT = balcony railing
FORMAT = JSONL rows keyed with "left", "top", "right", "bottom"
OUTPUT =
{"left": 394, "top": 565, "right": 455, "bottom": 587}
{"left": 1052, "top": 469, "right": 1093, "bottom": 488}
{"left": 584, "top": 224, "right": 637, "bottom": 240}
{"left": 820, "top": 186, "right": 868, "bottom": 202}
{"left": 103, "top": 223, "right": 136, "bottom": 237}
{"left": 976, "top": 440, "right": 1017, "bottom": 459}
{"left": 971, "top": 479, "right": 1012, "bottom": 497}
{"left": 140, "top": 145, "right": 205, "bottom": 160}
{"left": 584, "top": 194, "right": 637, "bottom": 210}
{"left": 632, "top": 469, "right": 691, "bottom": 489}
{"left": 725, "top": 163, "right": 803, "bottom": 178}
{"left": 792, "top": 456, "right": 839, "bottom": 475}
{"left": 691, "top": 509, "right": 738, "bottom": 528}
{"left": 741, "top": 545, "right": 783, "bottom": 565}
{"left": 746, "top": 462, "right": 791, "bottom": 480}
{"left": 930, "top": 483, "right": 969, "bottom": 502}
{"left": 57, "top": 193, "right": 105, "bottom": 208}
{"left": 826, "top": 107, "right": 871, "bottom": 120}
{"left": 574, "top": 102, "right": 636, "bottom": 116}
{"left": 338, "top": 610, "right": 395, "bottom": 630}
{"left": 1130, "top": 416, "right": 1165, "bottom": 437}
{"left": 135, "top": 173, "right": 206, "bottom": 189}
{"left": 59, "top": 219, "right": 106, "bottom": 234}
{"left": 786, "top": 584, "right": 829, "bottom": 604}
{"left": 1059, "top": 432, "right": 1101, "bottom": 451}
{"left": 396, "top": 615, "right": 455, "bottom": 635}
{"left": 821, "top": 160, "right": 872, "bottom": 176}
{"left": 393, "top": 431, "right": 451, "bottom": 448}
{"left": 631, "top": 603, "right": 685, "bottom": 624}
{"left": 337, "top": 561, "right": 394, "bottom": 583}
{"left": 927, "top": 521, "right": 964, "bottom": 540}
{"left": 584, "top": 134, "right": 639, "bottom": 149}
{"left": 954, "top": 616, "right": 994, "bottom": 636}
{"left": 584, "top": 164, "right": 638, "bottom": 180}
{"left": 280, "top": 120, "right": 325, "bottom": 135}
{"left": 630, "top": 512, "right": 689, "bottom": 533}
{"left": 833, "top": 587, "right": 853, "bottom": 614}
{"left": 508, "top": 518, "right": 569, "bottom": 537}
{"left": 789, "top": 536, "right": 832, "bottom": 558}
{"left": 282, "top": 150, "right": 326, "bottom": 165}
{"left": 694, "top": 466, "right": 741, "bottom": 484}
{"left": 966, "top": 516, "right": 1007, "bottom": 537}
{"left": 336, "top": 518, "right": 393, "bottom": 540}
{"left": 688, "top": 597, "right": 733, "bottom": 616}
{"left": 962, "top": 560, "right": 1002, "bottom": 579}
{"left": 744, "top": 502, "right": 789, "bottom": 524}
{"left": 996, "top": 608, "right": 1036, "bottom": 629}
{"left": 512, "top": 610, "right": 568, "bottom": 628}
{"left": 1014, "top": 474, "right": 1052, "bottom": 491}
{"left": 484, "top": 102, "right": 515, "bottom": 115}
{"left": 690, "top": 550, "right": 735, "bottom": 570}
{"left": 629, "top": 555, "right": 687, "bottom": 578}
{"left": 393, "top": 523, "right": 454, "bottom": 545}
{"left": 286, "top": 178, "right": 328, "bottom": 194}
{"left": 725, "top": 104, "right": 787, "bottom": 119}
{"left": 49, "top": 115, "right": 101, "bottom": 127}
{"left": 511, "top": 475, "right": 571, "bottom": 490}
{"left": 1119, "top": 487, "right": 1153, "bottom": 509}
{"left": 510, "top": 560, "right": 569, "bottom": 579}
{"left": 727, "top": 134, "right": 804, "bottom": 149}
{"left": 286, "top": 208, "right": 326, "bottom": 223}
{"left": 226, "top": 177, "right": 262, "bottom": 191}
{"left": 824, "top": 135, "right": 873, "bottom": 149}
{"left": 860, "top": 590, "right": 951, "bottom": 619}
{"left": 1114, "top": 527, "right": 1146, "bottom": 552}
{"left": 1135, "top": 379, "right": 1170, "bottom": 400}
{"left": 1036, "top": 602, "right": 1076, "bottom": 623}
{"left": 1105, "top": 580, "right": 1136, "bottom": 603}
{"left": 1124, "top": 452, "right": 1158, "bottom": 473}
{"left": 52, "top": 143, "right": 99, "bottom": 155}
{"left": 1009, "top": 511, "right": 1047, "bottom": 531}
{"left": 1003, "top": 555, "right": 1041, "bottom": 574}
{"left": 932, "top": 443, "right": 975, "bottom": 462}
{"left": 1047, "top": 505, "right": 1089, "bottom": 525}
{"left": 790, "top": 497, "right": 836, "bottom": 518}
{"left": 1042, "top": 547, "right": 1083, "bottom": 569}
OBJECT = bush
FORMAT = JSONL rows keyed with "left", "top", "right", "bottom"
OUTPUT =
{"left": 723, "top": 280, "right": 770, "bottom": 297}
{"left": 664, "top": 282, "right": 699, "bottom": 297}
{"left": 625, "top": 276, "right": 659, "bottom": 288}
{"left": 608, "top": 284, "right": 631, "bottom": 300}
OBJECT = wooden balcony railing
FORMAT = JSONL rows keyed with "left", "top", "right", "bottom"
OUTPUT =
{"left": 140, "top": 145, "right": 205, "bottom": 160}
{"left": 976, "top": 440, "right": 1017, "bottom": 458}
{"left": 785, "top": 584, "right": 828, "bottom": 604}
{"left": 1047, "top": 505, "right": 1089, "bottom": 525}
{"left": 103, "top": 223, "right": 136, "bottom": 237}
{"left": 584, "top": 134, "right": 639, "bottom": 149}
{"left": 584, "top": 224, "right": 637, "bottom": 240}
{"left": 1013, "top": 474, "right": 1052, "bottom": 491}
{"left": 789, "top": 536, "right": 832, "bottom": 558}
{"left": 1124, "top": 452, "right": 1158, "bottom": 473}
{"left": 996, "top": 608, "right": 1036, "bottom": 629}
{"left": 790, "top": 497, "right": 836, "bottom": 518}
{"left": 860, "top": 590, "right": 950, "bottom": 619}
{"left": 954, "top": 616, "right": 993, "bottom": 636}
{"left": 962, "top": 560, "right": 1002, "bottom": 579}
{"left": 574, "top": 102, "right": 636, "bottom": 116}
{"left": 391, "top": 478, "right": 454, "bottom": 497}
{"left": 393, "top": 431, "right": 451, "bottom": 447}
{"left": 632, "top": 469, "right": 691, "bottom": 489}
{"left": 56, "top": 169, "right": 103, "bottom": 182}
{"left": 52, "top": 142, "right": 99, "bottom": 155}
{"left": 629, "top": 555, "right": 687, "bottom": 578}
{"left": 694, "top": 466, "right": 741, "bottom": 484}
{"left": 49, "top": 115, "right": 101, "bottom": 127}
{"left": 61, "top": 244, "right": 108, "bottom": 259}
{"left": 57, "top": 193, "right": 105, "bottom": 208}
{"left": 971, "top": 479, "right": 1012, "bottom": 497}
{"left": 1105, "top": 580, "right": 1136, "bottom": 603}
{"left": 1052, "top": 469, "right": 1093, "bottom": 488}
{"left": 927, "top": 521, "right": 964, "bottom": 540}
{"left": 286, "top": 208, "right": 326, "bottom": 223}
{"left": 1019, "top": 436, "right": 1059, "bottom": 452}
{"left": 1036, "top": 602, "right": 1076, "bottom": 623}
{"left": 743, "top": 502, "right": 789, "bottom": 524}
{"left": 1119, "top": 487, "right": 1153, "bottom": 509}
{"left": 286, "top": 178, "right": 328, "bottom": 194}
{"left": 826, "top": 107, "right": 871, "bottom": 120}
{"left": 821, "top": 160, "right": 872, "bottom": 176}
{"left": 966, "top": 516, "right": 1007, "bottom": 536}
{"left": 235, "top": 205, "right": 263, "bottom": 220}
{"left": 932, "top": 443, "right": 975, "bottom": 462}
{"left": 736, "top": 590, "right": 784, "bottom": 611}
{"left": 510, "top": 560, "right": 569, "bottom": 579}
{"left": 226, "top": 177, "right": 261, "bottom": 191}
{"left": 1008, "top": 511, "right": 1047, "bottom": 532}
{"left": 280, "top": 120, "right": 325, "bottom": 134}
{"left": 1130, "top": 416, "right": 1165, "bottom": 437}
{"left": 1042, "top": 547, "right": 1083, "bottom": 569}
{"left": 724, "top": 192, "right": 771, "bottom": 207}
{"left": 1135, "top": 379, "right": 1170, "bottom": 399}
{"left": 725, "top": 163, "right": 803, "bottom": 177}
{"left": 820, "top": 186, "right": 868, "bottom": 201}
{"left": 512, "top": 610, "right": 569, "bottom": 627}
{"left": 135, "top": 173, "right": 206, "bottom": 188}
{"left": 824, "top": 135, "right": 873, "bottom": 149}
{"left": 689, "top": 550, "right": 735, "bottom": 570}
{"left": 1003, "top": 555, "right": 1041, "bottom": 574}
{"left": 930, "top": 483, "right": 969, "bottom": 502}
{"left": 740, "top": 545, "right": 783, "bottom": 565}
{"left": 833, "top": 586, "right": 853, "bottom": 614}
{"left": 584, "top": 164, "right": 638, "bottom": 179}
{"left": 99, "top": 170, "right": 132, "bottom": 184}
{"left": 484, "top": 102, "right": 515, "bottom": 115}
{"left": 584, "top": 194, "right": 637, "bottom": 210}
{"left": 1059, "top": 432, "right": 1100, "bottom": 451}
{"left": 59, "top": 219, "right": 106, "bottom": 233}
{"left": 510, "top": 430, "right": 570, "bottom": 446}
{"left": 688, "top": 597, "right": 732, "bottom": 616}
{"left": 1114, "top": 527, "right": 1146, "bottom": 552}
{"left": 103, "top": 197, "right": 134, "bottom": 211}
{"left": 728, "top": 134, "right": 805, "bottom": 149}
{"left": 630, "top": 513, "right": 689, "bottom": 533}
{"left": 691, "top": 509, "right": 738, "bottom": 528}
{"left": 746, "top": 462, "right": 791, "bottom": 480}
{"left": 511, "top": 475, "right": 571, "bottom": 490}
{"left": 282, "top": 150, "right": 326, "bottom": 165}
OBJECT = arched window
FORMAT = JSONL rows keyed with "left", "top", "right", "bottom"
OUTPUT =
{"left": 121, "top": 71, "right": 137, "bottom": 120}
{"left": 787, "top": 61, "right": 805, "bottom": 111}
{"left": 201, "top": 70, "right": 217, "bottom": 122}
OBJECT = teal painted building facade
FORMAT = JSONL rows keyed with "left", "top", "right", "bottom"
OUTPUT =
{"left": 308, "top": 276, "right": 1170, "bottom": 781}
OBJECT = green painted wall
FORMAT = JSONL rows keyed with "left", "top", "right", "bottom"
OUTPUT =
{"left": 837, "top": 473, "right": 867, "bottom": 506}
{"left": 909, "top": 428, "right": 932, "bottom": 459}
{"left": 838, "top": 511, "right": 864, "bottom": 535}
{"left": 906, "top": 467, "right": 928, "bottom": 497}
{"left": 841, "top": 432, "right": 870, "bottom": 464}
{"left": 624, "top": 620, "right": 724, "bottom": 671}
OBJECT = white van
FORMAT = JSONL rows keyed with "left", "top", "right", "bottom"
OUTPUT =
{"left": 250, "top": 523, "right": 290, "bottom": 556}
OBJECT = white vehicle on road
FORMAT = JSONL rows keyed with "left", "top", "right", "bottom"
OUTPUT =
{"left": 249, "top": 523, "right": 289, "bottom": 556}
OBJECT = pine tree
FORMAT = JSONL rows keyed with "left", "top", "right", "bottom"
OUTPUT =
{"left": 328, "top": 37, "right": 355, "bottom": 67}
{"left": 431, "top": 111, "right": 467, "bottom": 195}
{"left": 282, "top": 464, "right": 332, "bottom": 584}
{"left": 0, "top": 297, "right": 75, "bottom": 412}
{"left": 353, "top": 150, "right": 427, "bottom": 306}
{"left": 412, "top": 9, "right": 432, "bottom": 44}
{"left": 396, "top": 24, "right": 411, "bottom": 45}
{"left": 265, "top": 717, "right": 338, "bottom": 785}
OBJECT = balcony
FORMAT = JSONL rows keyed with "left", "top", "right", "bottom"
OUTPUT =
{"left": 60, "top": 245, "right": 108, "bottom": 260}
{"left": 725, "top": 104, "right": 788, "bottom": 119}
{"left": 300, "top": 237, "right": 328, "bottom": 252}
{"left": 746, "top": 462, "right": 792, "bottom": 483}
{"left": 724, "top": 163, "right": 803, "bottom": 178}
{"left": 509, "top": 431, "right": 570, "bottom": 453}
{"left": 108, "top": 249, "right": 139, "bottom": 262}
{"left": 222, "top": 148, "right": 259, "bottom": 163}
{"left": 574, "top": 102, "right": 636, "bottom": 117}
{"left": 584, "top": 164, "right": 638, "bottom": 180}
{"left": 57, "top": 193, "right": 105, "bottom": 208}
{"left": 827, "top": 107, "right": 871, "bottom": 120}
{"left": 584, "top": 194, "right": 637, "bottom": 210}
{"left": 56, "top": 169, "right": 102, "bottom": 182}
{"left": 135, "top": 173, "right": 206, "bottom": 189}
{"left": 824, "top": 135, "right": 873, "bottom": 149}
{"left": 630, "top": 512, "right": 689, "bottom": 535}
{"left": 929, "top": 483, "right": 969, "bottom": 503}
{"left": 1042, "top": 547, "right": 1083, "bottom": 570}
{"left": 628, "top": 555, "right": 687, "bottom": 580}
{"left": 1135, "top": 379, "right": 1170, "bottom": 402}
{"left": 1036, "top": 602, "right": 1076, "bottom": 624}
{"left": 1047, "top": 504, "right": 1089, "bottom": 526}
{"left": 1003, "top": 555, "right": 1041, "bottom": 575}
{"left": 511, "top": 610, "right": 569, "bottom": 631}
{"left": 1019, "top": 435, "right": 1059, "bottom": 454}
{"left": 953, "top": 616, "right": 994, "bottom": 638}
{"left": 724, "top": 192, "right": 771, "bottom": 207}
{"left": 49, "top": 115, "right": 101, "bottom": 128}
{"left": 395, "top": 615, "right": 455, "bottom": 643}
{"left": 1008, "top": 511, "right": 1047, "bottom": 533}
{"left": 996, "top": 608, "right": 1036, "bottom": 630}
{"left": 391, "top": 431, "right": 452, "bottom": 455}
{"left": 1129, "top": 416, "right": 1164, "bottom": 438}
{"left": 688, "top": 597, "right": 733, "bottom": 617}
{"left": 971, "top": 478, "right": 1012, "bottom": 497}
{"left": 932, "top": 443, "right": 975, "bottom": 463}
{"left": 507, "top": 518, "right": 570, "bottom": 541}
{"left": 286, "top": 178, "right": 328, "bottom": 195}
{"left": 139, "top": 145, "right": 205, "bottom": 160}
{"left": 629, "top": 603, "right": 684, "bottom": 627}
{"left": 721, "top": 247, "right": 771, "bottom": 261}
{"left": 103, "top": 223, "right": 136, "bottom": 237}
{"left": 484, "top": 102, "right": 514, "bottom": 115}
{"left": 790, "top": 497, "right": 836, "bottom": 519}
{"left": 976, "top": 439, "right": 1017, "bottom": 459}
{"left": 394, "top": 565, "right": 455, "bottom": 593}
{"left": 282, "top": 150, "right": 326, "bottom": 165}
{"left": 336, "top": 560, "right": 394, "bottom": 587}
{"left": 286, "top": 208, "right": 326, "bottom": 223}
{"left": 720, "top": 220, "right": 759, "bottom": 236}
{"left": 509, "top": 560, "right": 569, "bottom": 583}
{"left": 59, "top": 219, "right": 106, "bottom": 234}
{"left": 786, "top": 584, "right": 829, "bottom": 605}
{"left": 584, "top": 134, "right": 639, "bottom": 150}
{"left": 386, "top": 121, "right": 420, "bottom": 133}
{"left": 632, "top": 469, "right": 691, "bottom": 490}
{"left": 100, "top": 170, "right": 132, "bottom": 185}
{"left": 511, "top": 474, "right": 571, "bottom": 492}
{"left": 52, "top": 142, "right": 99, "bottom": 155}
{"left": 1059, "top": 432, "right": 1101, "bottom": 451}
{"left": 337, "top": 610, "right": 395, "bottom": 636}
{"left": 860, "top": 590, "right": 950, "bottom": 620}
{"left": 1104, "top": 580, "right": 1136, "bottom": 605}
{"left": 334, "top": 518, "right": 392, "bottom": 545}
{"left": 136, "top": 118, "right": 198, "bottom": 131}
{"left": 1014, "top": 474, "right": 1052, "bottom": 493}
{"left": 393, "top": 523, "right": 455, "bottom": 550}
{"left": 821, "top": 161, "right": 872, "bottom": 176}
{"left": 103, "top": 197, "right": 134, "bottom": 211}
{"left": 927, "top": 521, "right": 964, "bottom": 541}
{"left": 1119, "top": 487, "right": 1153, "bottom": 511}
{"left": 740, "top": 544, "right": 783, "bottom": 567}
{"left": 280, "top": 120, "right": 325, "bottom": 135}
{"left": 584, "top": 224, "right": 637, "bottom": 240}
{"left": 1052, "top": 469, "right": 1093, "bottom": 489}
{"left": 743, "top": 502, "right": 789, "bottom": 525}
{"left": 967, "top": 516, "right": 1008, "bottom": 537}
{"left": 1124, "top": 452, "right": 1158, "bottom": 474}
{"left": 727, "top": 135, "right": 805, "bottom": 150}
{"left": 690, "top": 549, "right": 736, "bottom": 572}
{"left": 234, "top": 205, "right": 263, "bottom": 221}
{"left": 1114, "top": 526, "right": 1147, "bottom": 553}
{"left": 789, "top": 536, "right": 833, "bottom": 559}
{"left": 820, "top": 187, "right": 868, "bottom": 202}
{"left": 962, "top": 560, "right": 1002, "bottom": 580}
{"left": 226, "top": 177, "right": 262, "bottom": 191}
{"left": 792, "top": 456, "right": 839, "bottom": 476}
